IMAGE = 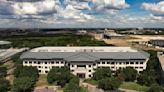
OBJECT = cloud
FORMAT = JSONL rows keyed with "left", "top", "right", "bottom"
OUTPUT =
{"left": 142, "top": 1, "right": 164, "bottom": 16}
{"left": 11, "top": 0, "right": 57, "bottom": 15}
{"left": 90, "top": 0, "right": 129, "bottom": 13}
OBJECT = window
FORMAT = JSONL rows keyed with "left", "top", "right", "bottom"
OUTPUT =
{"left": 38, "top": 66, "right": 41, "bottom": 68}
{"left": 98, "top": 62, "right": 100, "bottom": 64}
{"left": 72, "top": 65, "right": 74, "bottom": 67}
{"left": 56, "top": 62, "right": 59, "bottom": 64}
{"left": 102, "top": 62, "right": 105, "bottom": 64}
{"left": 71, "top": 70, "right": 74, "bottom": 72}
{"left": 136, "top": 62, "right": 138, "bottom": 64}
{"left": 140, "top": 62, "right": 143, "bottom": 64}
{"left": 135, "top": 67, "right": 138, "bottom": 69}
{"left": 93, "top": 63, "right": 96, "bottom": 66}
{"left": 38, "top": 62, "right": 40, "bottom": 64}
{"left": 45, "top": 67, "right": 47, "bottom": 69}
{"left": 51, "top": 62, "right": 54, "bottom": 64}
{"left": 89, "top": 65, "right": 91, "bottom": 67}
{"left": 111, "top": 62, "right": 114, "bottom": 65}
{"left": 107, "top": 62, "right": 110, "bottom": 64}
{"left": 24, "top": 61, "right": 27, "bottom": 64}
{"left": 29, "top": 61, "right": 32, "bottom": 64}
{"left": 45, "top": 62, "right": 47, "bottom": 64}
{"left": 89, "top": 75, "right": 92, "bottom": 77}
{"left": 61, "top": 61, "right": 64, "bottom": 64}
{"left": 126, "top": 62, "right": 129, "bottom": 64}
{"left": 98, "top": 67, "right": 100, "bottom": 68}
{"left": 34, "top": 61, "right": 36, "bottom": 64}
{"left": 111, "top": 67, "right": 114, "bottom": 69}
{"left": 45, "top": 71, "right": 48, "bottom": 73}
{"left": 39, "top": 70, "right": 41, "bottom": 73}
{"left": 140, "top": 67, "right": 143, "bottom": 69}
{"left": 89, "top": 70, "right": 91, "bottom": 72}
{"left": 119, "top": 62, "right": 122, "bottom": 65}
{"left": 130, "top": 62, "right": 134, "bottom": 64}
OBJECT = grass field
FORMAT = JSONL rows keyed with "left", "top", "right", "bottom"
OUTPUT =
{"left": 84, "top": 79, "right": 98, "bottom": 85}
{"left": 35, "top": 74, "right": 51, "bottom": 87}
{"left": 120, "top": 82, "right": 149, "bottom": 92}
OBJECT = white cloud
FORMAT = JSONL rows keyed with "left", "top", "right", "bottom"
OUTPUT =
{"left": 142, "top": 1, "right": 164, "bottom": 16}
{"left": 11, "top": 0, "right": 57, "bottom": 15}
{"left": 91, "top": 0, "right": 129, "bottom": 11}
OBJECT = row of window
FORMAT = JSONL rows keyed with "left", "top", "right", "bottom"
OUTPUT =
{"left": 71, "top": 65, "right": 92, "bottom": 68}
{"left": 24, "top": 61, "right": 64, "bottom": 64}
{"left": 71, "top": 69, "right": 92, "bottom": 72}
{"left": 97, "top": 61, "right": 144, "bottom": 65}
{"left": 38, "top": 66, "right": 64, "bottom": 69}
{"left": 97, "top": 66, "right": 143, "bottom": 69}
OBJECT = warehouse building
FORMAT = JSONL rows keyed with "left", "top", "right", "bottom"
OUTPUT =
{"left": 20, "top": 47, "right": 149, "bottom": 79}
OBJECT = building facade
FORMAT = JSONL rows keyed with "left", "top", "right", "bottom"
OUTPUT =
{"left": 20, "top": 47, "right": 149, "bottom": 79}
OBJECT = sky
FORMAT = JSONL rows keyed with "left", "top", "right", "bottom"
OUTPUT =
{"left": 0, "top": 0, "right": 164, "bottom": 28}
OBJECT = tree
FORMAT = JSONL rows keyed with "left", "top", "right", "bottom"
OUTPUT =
{"left": 93, "top": 68, "right": 112, "bottom": 80}
{"left": 137, "top": 71, "right": 157, "bottom": 86}
{"left": 0, "top": 78, "right": 10, "bottom": 92}
{"left": 47, "top": 67, "right": 73, "bottom": 87}
{"left": 137, "top": 50, "right": 160, "bottom": 86}
{"left": 0, "top": 67, "right": 7, "bottom": 78}
{"left": 12, "top": 77, "right": 35, "bottom": 92}
{"left": 64, "top": 76, "right": 86, "bottom": 92}
{"left": 119, "top": 67, "right": 137, "bottom": 81}
{"left": 14, "top": 66, "right": 39, "bottom": 81}
{"left": 98, "top": 77, "right": 122, "bottom": 91}
{"left": 147, "top": 84, "right": 164, "bottom": 92}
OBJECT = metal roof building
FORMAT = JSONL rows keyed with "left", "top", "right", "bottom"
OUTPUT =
{"left": 21, "top": 47, "right": 150, "bottom": 78}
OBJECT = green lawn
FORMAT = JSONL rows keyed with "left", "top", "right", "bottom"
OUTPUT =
{"left": 35, "top": 74, "right": 53, "bottom": 87}
{"left": 84, "top": 79, "right": 98, "bottom": 85}
{"left": 120, "top": 82, "right": 149, "bottom": 92}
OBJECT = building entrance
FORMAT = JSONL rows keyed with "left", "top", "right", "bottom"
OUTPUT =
{"left": 77, "top": 73, "right": 85, "bottom": 79}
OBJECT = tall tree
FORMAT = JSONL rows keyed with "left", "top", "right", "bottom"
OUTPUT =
{"left": 93, "top": 68, "right": 112, "bottom": 80}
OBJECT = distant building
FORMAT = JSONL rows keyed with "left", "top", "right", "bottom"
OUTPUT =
{"left": 103, "top": 30, "right": 127, "bottom": 39}
{"left": 20, "top": 47, "right": 149, "bottom": 79}
{"left": 150, "top": 40, "right": 164, "bottom": 47}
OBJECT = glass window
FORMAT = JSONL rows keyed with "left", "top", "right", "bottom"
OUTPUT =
{"left": 29, "top": 61, "right": 32, "bottom": 64}
{"left": 111, "top": 62, "right": 115, "bottom": 64}
{"left": 24, "top": 61, "right": 27, "bottom": 64}
{"left": 89, "top": 75, "right": 92, "bottom": 77}
{"left": 89, "top": 65, "right": 91, "bottom": 67}
{"left": 34, "top": 61, "right": 36, "bottom": 64}
{"left": 89, "top": 70, "right": 91, "bottom": 72}
{"left": 45, "top": 67, "right": 47, "bottom": 69}
{"left": 126, "top": 62, "right": 129, "bottom": 64}
{"left": 102, "top": 62, "right": 105, "bottom": 64}
{"left": 72, "top": 65, "right": 74, "bottom": 67}
{"left": 107, "top": 62, "right": 110, "bottom": 64}
{"left": 61, "top": 61, "right": 63, "bottom": 64}
{"left": 51, "top": 62, "right": 54, "bottom": 64}
{"left": 39, "top": 70, "right": 41, "bottom": 73}
{"left": 45, "top": 71, "right": 48, "bottom": 73}
{"left": 98, "top": 62, "right": 100, "bottom": 64}
{"left": 140, "top": 62, "right": 143, "bottom": 64}
{"left": 136, "top": 62, "right": 138, "bottom": 64}
{"left": 56, "top": 62, "right": 59, "bottom": 64}
{"left": 45, "top": 62, "right": 47, "bottom": 64}
{"left": 130, "top": 62, "right": 134, "bottom": 64}
{"left": 38, "top": 62, "right": 40, "bottom": 64}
